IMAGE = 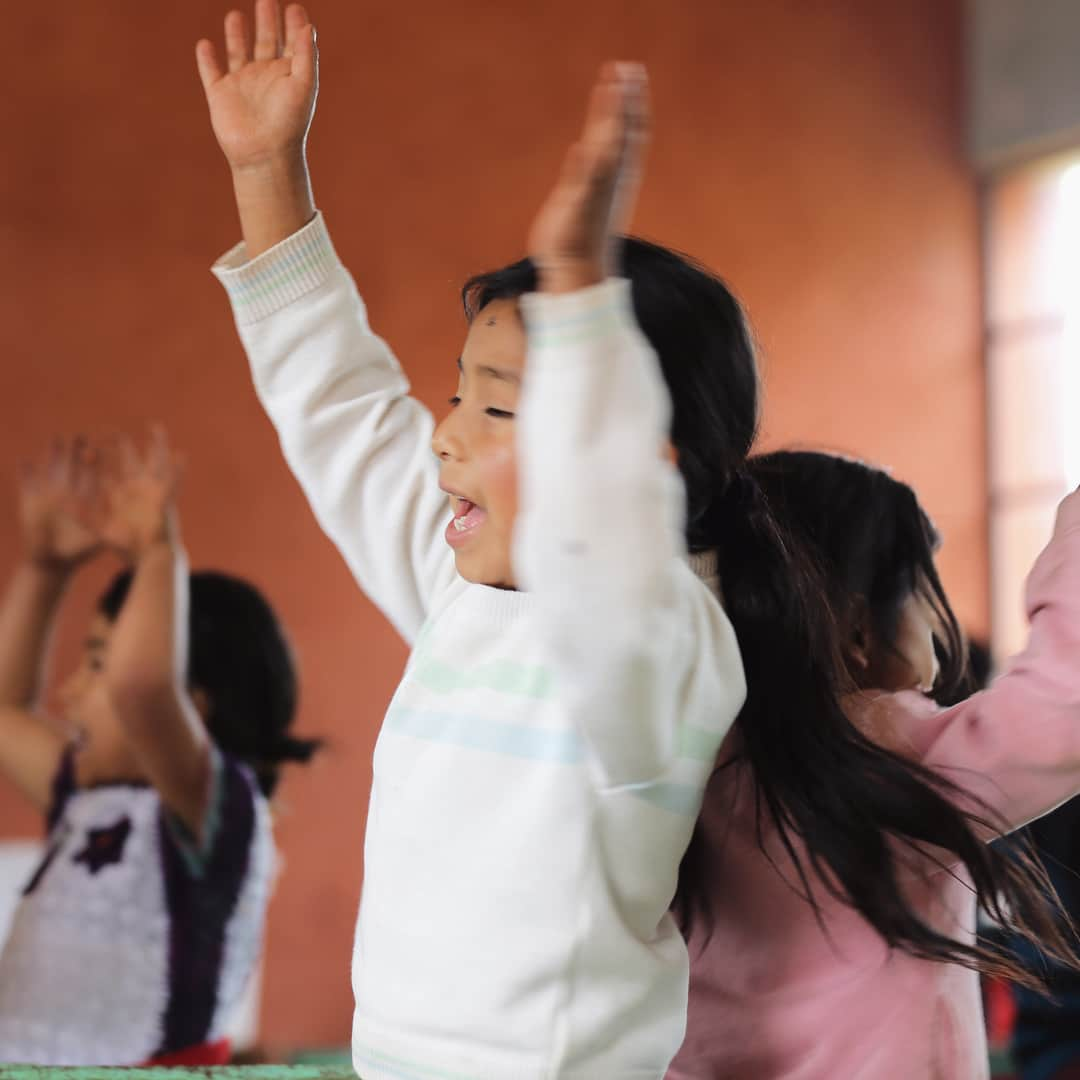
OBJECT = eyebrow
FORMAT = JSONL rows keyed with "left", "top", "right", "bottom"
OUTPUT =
{"left": 455, "top": 357, "right": 520, "bottom": 385}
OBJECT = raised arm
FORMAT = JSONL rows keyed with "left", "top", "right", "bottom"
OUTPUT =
{"left": 0, "top": 441, "right": 99, "bottom": 810}
{"left": 899, "top": 490, "right": 1080, "bottom": 832}
{"left": 99, "top": 433, "right": 212, "bottom": 840}
{"left": 197, "top": 1, "right": 453, "bottom": 641}
{"left": 515, "top": 66, "right": 743, "bottom": 787}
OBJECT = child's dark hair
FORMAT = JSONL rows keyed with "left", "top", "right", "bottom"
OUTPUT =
{"left": 99, "top": 570, "right": 318, "bottom": 796}
{"left": 733, "top": 449, "right": 1077, "bottom": 987}
{"left": 465, "top": 245, "right": 1075, "bottom": 988}
{"left": 463, "top": 238, "right": 759, "bottom": 522}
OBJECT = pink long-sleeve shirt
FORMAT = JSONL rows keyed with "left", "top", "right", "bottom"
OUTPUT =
{"left": 669, "top": 490, "right": 1080, "bottom": 1080}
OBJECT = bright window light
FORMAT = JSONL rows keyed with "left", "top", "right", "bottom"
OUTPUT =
{"left": 1060, "top": 163, "right": 1080, "bottom": 490}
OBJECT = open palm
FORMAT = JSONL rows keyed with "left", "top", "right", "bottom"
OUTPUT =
{"left": 528, "top": 63, "right": 649, "bottom": 290}
{"left": 196, "top": 0, "right": 318, "bottom": 171}
{"left": 100, "top": 431, "right": 181, "bottom": 561}
{"left": 19, "top": 439, "right": 102, "bottom": 570}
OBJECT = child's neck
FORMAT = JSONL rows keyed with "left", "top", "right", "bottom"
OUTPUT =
{"left": 74, "top": 744, "right": 149, "bottom": 789}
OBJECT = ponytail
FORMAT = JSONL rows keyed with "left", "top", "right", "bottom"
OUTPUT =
{"left": 457, "top": 238, "right": 1074, "bottom": 986}
{"left": 676, "top": 470, "right": 1079, "bottom": 990}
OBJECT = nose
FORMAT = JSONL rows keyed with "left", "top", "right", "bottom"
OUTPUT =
{"left": 432, "top": 409, "right": 465, "bottom": 463}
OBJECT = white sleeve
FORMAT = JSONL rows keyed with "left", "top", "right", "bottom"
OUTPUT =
{"left": 212, "top": 213, "right": 456, "bottom": 645}
{"left": 516, "top": 281, "right": 745, "bottom": 789}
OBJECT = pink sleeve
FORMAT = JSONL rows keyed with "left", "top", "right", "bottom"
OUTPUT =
{"left": 915, "top": 490, "right": 1080, "bottom": 832}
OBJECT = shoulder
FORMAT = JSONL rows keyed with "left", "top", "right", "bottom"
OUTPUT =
{"left": 158, "top": 750, "right": 268, "bottom": 879}
{"left": 845, "top": 689, "right": 945, "bottom": 760}
{"left": 680, "top": 560, "right": 746, "bottom": 696}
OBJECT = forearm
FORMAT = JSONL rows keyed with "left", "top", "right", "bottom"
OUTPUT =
{"left": 107, "top": 537, "right": 212, "bottom": 835}
{"left": 0, "top": 562, "right": 70, "bottom": 707}
{"left": 230, "top": 152, "right": 315, "bottom": 260}
{"left": 107, "top": 540, "right": 189, "bottom": 706}
{"left": 919, "top": 494, "right": 1080, "bottom": 829}
{"left": 214, "top": 214, "right": 454, "bottom": 641}
{"left": 514, "top": 281, "right": 727, "bottom": 787}
{"left": 516, "top": 279, "right": 680, "bottom": 617}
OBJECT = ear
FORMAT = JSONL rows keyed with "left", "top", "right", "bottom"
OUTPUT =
{"left": 662, "top": 439, "right": 678, "bottom": 467}
{"left": 847, "top": 597, "right": 874, "bottom": 675}
{"left": 189, "top": 686, "right": 212, "bottom": 723}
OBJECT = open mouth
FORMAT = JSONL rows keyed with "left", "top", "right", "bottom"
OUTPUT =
{"left": 444, "top": 494, "right": 488, "bottom": 547}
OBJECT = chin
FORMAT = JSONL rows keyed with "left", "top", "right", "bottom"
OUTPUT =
{"left": 452, "top": 549, "right": 482, "bottom": 584}
{"left": 453, "top": 549, "right": 515, "bottom": 590}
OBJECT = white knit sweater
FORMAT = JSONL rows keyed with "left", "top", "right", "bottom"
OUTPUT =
{"left": 213, "top": 214, "right": 745, "bottom": 1079}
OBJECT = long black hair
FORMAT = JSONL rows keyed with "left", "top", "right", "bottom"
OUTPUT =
{"left": 100, "top": 570, "right": 318, "bottom": 796}
{"left": 735, "top": 449, "right": 1077, "bottom": 985}
{"left": 464, "top": 244, "right": 1075, "bottom": 986}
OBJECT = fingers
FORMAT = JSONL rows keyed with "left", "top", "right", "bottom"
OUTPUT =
{"left": 69, "top": 438, "right": 99, "bottom": 501}
{"left": 253, "top": 0, "right": 283, "bottom": 62}
{"left": 107, "top": 434, "right": 141, "bottom": 483}
{"left": 582, "top": 65, "right": 622, "bottom": 148}
{"left": 21, "top": 436, "right": 100, "bottom": 513}
{"left": 224, "top": 9, "right": 252, "bottom": 73}
{"left": 283, "top": 3, "right": 310, "bottom": 57}
{"left": 148, "top": 425, "right": 175, "bottom": 485}
{"left": 44, "top": 437, "right": 66, "bottom": 486}
{"left": 619, "top": 63, "right": 650, "bottom": 150}
{"left": 195, "top": 39, "right": 225, "bottom": 91}
{"left": 291, "top": 21, "right": 317, "bottom": 91}
{"left": 170, "top": 455, "right": 188, "bottom": 503}
{"left": 49, "top": 437, "right": 87, "bottom": 493}
{"left": 580, "top": 63, "right": 648, "bottom": 177}
{"left": 555, "top": 140, "right": 589, "bottom": 194}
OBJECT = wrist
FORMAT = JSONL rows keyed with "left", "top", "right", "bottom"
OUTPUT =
{"left": 128, "top": 521, "right": 181, "bottom": 565}
{"left": 537, "top": 259, "right": 607, "bottom": 295}
{"left": 229, "top": 147, "right": 310, "bottom": 186}
{"left": 230, "top": 153, "right": 316, "bottom": 259}
{"left": 148, "top": 506, "right": 182, "bottom": 556}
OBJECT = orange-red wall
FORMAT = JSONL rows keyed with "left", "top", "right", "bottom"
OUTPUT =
{"left": 0, "top": 0, "right": 982, "bottom": 1052}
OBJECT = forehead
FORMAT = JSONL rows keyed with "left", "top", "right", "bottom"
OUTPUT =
{"left": 460, "top": 298, "right": 526, "bottom": 376}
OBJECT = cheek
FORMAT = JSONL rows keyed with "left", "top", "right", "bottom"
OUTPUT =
{"left": 83, "top": 677, "right": 113, "bottom": 718}
{"left": 478, "top": 440, "right": 519, "bottom": 526}
{"left": 902, "top": 622, "right": 937, "bottom": 688}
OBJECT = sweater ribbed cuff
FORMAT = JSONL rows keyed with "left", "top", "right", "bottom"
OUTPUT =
{"left": 211, "top": 211, "right": 339, "bottom": 325}
{"left": 518, "top": 279, "right": 634, "bottom": 352}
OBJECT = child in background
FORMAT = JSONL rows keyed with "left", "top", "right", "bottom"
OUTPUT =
{"left": 669, "top": 450, "right": 1080, "bottom": 1080}
{"left": 196, "top": 2, "right": 760, "bottom": 1074}
{"left": 1007, "top": 793, "right": 1080, "bottom": 1080}
{"left": 0, "top": 433, "right": 316, "bottom": 1065}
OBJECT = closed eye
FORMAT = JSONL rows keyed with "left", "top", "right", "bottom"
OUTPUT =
{"left": 486, "top": 408, "right": 515, "bottom": 419}
{"left": 448, "top": 396, "right": 461, "bottom": 407}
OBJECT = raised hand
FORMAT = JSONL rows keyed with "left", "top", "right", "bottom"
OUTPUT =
{"left": 99, "top": 430, "right": 182, "bottom": 562}
{"left": 18, "top": 439, "right": 102, "bottom": 573}
{"left": 528, "top": 63, "right": 650, "bottom": 294}
{"left": 196, "top": 0, "right": 318, "bottom": 172}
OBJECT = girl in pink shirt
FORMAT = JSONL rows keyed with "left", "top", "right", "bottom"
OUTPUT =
{"left": 670, "top": 450, "right": 1080, "bottom": 1080}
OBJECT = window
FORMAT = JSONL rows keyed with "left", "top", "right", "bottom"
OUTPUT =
{"left": 986, "top": 152, "right": 1080, "bottom": 659}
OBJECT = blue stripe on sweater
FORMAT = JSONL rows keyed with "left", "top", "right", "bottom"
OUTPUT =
{"left": 384, "top": 705, "right": 584, "bottom": 763}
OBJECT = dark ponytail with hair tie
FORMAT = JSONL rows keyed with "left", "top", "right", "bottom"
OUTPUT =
{"left": 461, "top": 238, "right": 1076, "bottom": 987}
